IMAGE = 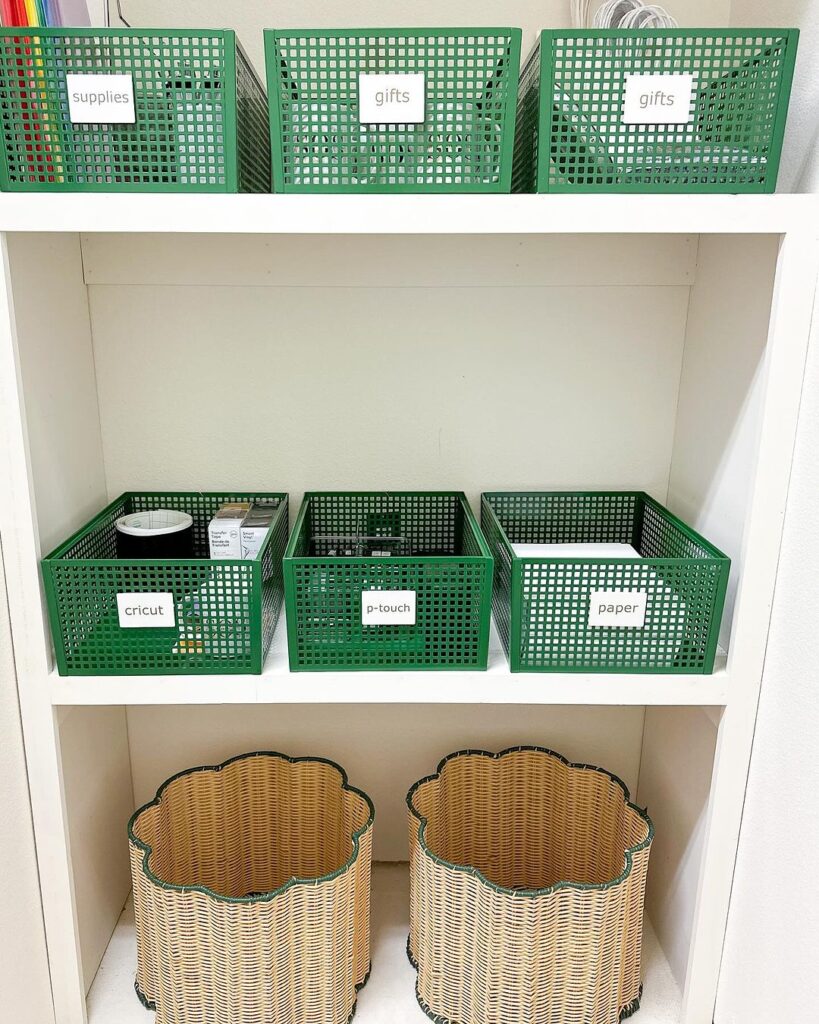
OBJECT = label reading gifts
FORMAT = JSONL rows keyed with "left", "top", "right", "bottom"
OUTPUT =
{"left": 622, "top": 73, "right": 694, "bottom": 124}
{"left": 66, "top": 73, "right": 136, "bottom": 124}
{"left": 362, "top": 590, "right": 417, "bottom": 626}
{"left": 589, "top": 591, "right": 647, "bottom": 628}
{"left": 117, "top": 593, "right": 175, "bottom": 628}
{"left": 359, "top": 73, "right": 425, "bottom": 123}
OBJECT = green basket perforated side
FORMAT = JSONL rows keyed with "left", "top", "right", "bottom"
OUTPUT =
{"left": 284, "top": 492, "right": 493, "bottom": 671}
{"left": 482, "top": 492, "right": 729, "bottom": 673}
{"left": 512, "top": 28, "right": 798, "bottom": 193}
{"left": 265, "top": 28, "right": 521, "bottom": 193}
{"left": 0, "top": 29, "right": 269, "bottom": 192}
{"left": 42, "top": 492, "right": 288, "bottom": 676}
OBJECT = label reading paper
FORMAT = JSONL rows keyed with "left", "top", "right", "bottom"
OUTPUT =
{"left": 66, "top": 73, "right": 136, "bottom": 124}
{"left": 622, "top": 74, "right": 694, "bottom": 124}
{"left": 117, "top": 593, "right": 175, "bottom": 629}
{"left": 589, "top": 591, "right": 647, "bottom": 628}
{"left": 359, "top": 73, "right": 425, "bottom": 123}
{"left": 362, "top": 590, "right": 417, "bottom": 626}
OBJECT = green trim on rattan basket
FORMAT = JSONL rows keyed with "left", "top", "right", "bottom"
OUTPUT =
{"left": 128, "top": 750, "right": 375, "bottom": 905}
{"left": 407, "top": 745, "right": 654, "bottom": 898}
{"left": 405, "top": 939, "right": 643, "bottom": 1024}
{"left": 135, "top": 964, "right": 374, "bottom": 1022}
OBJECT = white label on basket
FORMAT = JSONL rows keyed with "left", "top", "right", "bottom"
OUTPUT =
{"left": 117, "top": 593, "right": 175, "bottom": 628}
{"left": 362, "top": 590, "right": 416, "bottom": 626}
{"left": 66, "top": 73, "right": 136, "bottom": 124}
{"left": 589, "top": 591, "right": 647, "bottom": 628}
{"left": 358, "top": 73, "right": 425, "bottom": 123}
{"left": 622, "top": 74, "right": 694, "bottom": 124}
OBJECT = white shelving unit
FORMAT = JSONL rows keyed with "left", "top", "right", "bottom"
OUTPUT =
{"left": 1, "top": 193, "right": 817, "bottom": 1024}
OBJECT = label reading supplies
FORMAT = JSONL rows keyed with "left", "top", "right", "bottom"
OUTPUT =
{"left": 358, "top": 73, "right": 425, "bottom": 124}
{"left": 622, "top": 74, "right": 694, "bottom": 124}
{"left": 66, "top": 73, "right": 136, "bottom": 124}
{"left": 362, "top": 590, "right": 417, "bottom": 626}
{"left": 589, "top": 591, "right": 647, "bottom": 628}
{"left": 117, "top": 593, "right": 175, "bottom": 628}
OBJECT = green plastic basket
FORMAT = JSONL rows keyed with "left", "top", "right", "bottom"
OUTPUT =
{"left": 0, "top": 29, "right": 270, "bottom": 192}
{"left": 481, "top": 492, "right": 729, "bottom": 674}
{"left": 512, "top": 29, "right": 798, "bottom": 193}
{"left": 43, "top": 492, "right": 288, "bottom": 676}
{"left": 284, "top": 492, "right": 493, "bottom": 671}
{"left": 265, "top": 28, "right": 522, "bottom": 192}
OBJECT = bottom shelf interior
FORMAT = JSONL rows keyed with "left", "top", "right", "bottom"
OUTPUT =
{"left": 88, "top": 863, "right": 682, "bottom": 1024}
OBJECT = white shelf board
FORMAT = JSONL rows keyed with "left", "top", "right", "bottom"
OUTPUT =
{"left": 88, "top": 864, "right": 682, "bottom": 1024}
{"left": 0, "top": 193, "right": 816, "bottom": 236}
{"left": 49, "top": 619, "right": 729, "bottom": 707}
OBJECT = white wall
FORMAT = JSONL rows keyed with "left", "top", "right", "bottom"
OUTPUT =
{"left": 729, "top": 0, "right": 819, "bottom": 192}
{"left": 106, "top": 0, "right": 731, "bottom": 76}
{"left": 0, "top": 544, "right": 54, "bottom": 1024}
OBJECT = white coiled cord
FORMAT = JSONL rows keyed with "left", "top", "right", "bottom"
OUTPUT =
{"left": 577, "top": 0, "right": 678, "bottom": 29}
{"left": 570, "top": 1, "right": 594, "bottom": 28}
{"left": 620, "top": 5, "right": 678, "bottom": 28}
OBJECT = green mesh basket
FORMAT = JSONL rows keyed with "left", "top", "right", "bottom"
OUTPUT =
{"left": 42, "top": 492, "right": 288, "bottom": 676}
{"left": 284, "top": 492, "right": 493, "bottom": 671}
{"left": 512, "top": 29, "right": 798, "bottom": 194}
{"left": 0, "top": 29, "right": 270, "bottom": 192}
{"left": 265, "top": 28, "right": 521, "bottom": 192}
{"left": 481, "top": 492, "right": 729, "bottom": 673}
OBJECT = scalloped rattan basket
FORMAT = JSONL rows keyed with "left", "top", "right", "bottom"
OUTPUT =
{"left": 129, "top": 751, "right": 374, "bottom": 1024}
{"left": 407, "top": 746, "right": 654, "bottom": 1024}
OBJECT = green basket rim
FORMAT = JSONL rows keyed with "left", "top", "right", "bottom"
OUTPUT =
{"left": 407, "top": 745, "right": 654, "bottom": 899}
{"left": 128, "top": 750, "right": 375, "bottom": 905}
{"left": 482, "top": 490, "right": 730, "bottom": 563}
{"left": 0, "top": 27, "right": 240, "bottom": 38}
{"left": 284, "top": 491, "right": 493, "bottom": 563}
{"left": 537, "top": 26, "right": 798, "bottom": 39}
{"left": 265, "top": 27, "right": 522, "bottom": 39}
{"left": 42, "top": 491, "right": 288, "bottom": 564}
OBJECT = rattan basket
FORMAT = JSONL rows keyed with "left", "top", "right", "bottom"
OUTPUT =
{"left": 129, "top": 751, "right": 374, "bottom": 1024}
{"left": 407, "top": 746, "right": 654, "bottom": 1024}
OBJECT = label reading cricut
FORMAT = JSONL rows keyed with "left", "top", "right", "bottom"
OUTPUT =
{"left": 362, "top": 590, "right": 416, "bottom": 626}
{"left": 117, "top": 593, "right": 175, "bottom": 628}
{"left": 359, "top": 73, "right": 425, "bottom": 123}
{"left": 589, "top": 591, "right": 647, "bottom": 628}
{"left": 622, "top": 74, "right": 694, "bottom": 124}
{"left": 66, "top": 73, "right": 136, "bottom": 123}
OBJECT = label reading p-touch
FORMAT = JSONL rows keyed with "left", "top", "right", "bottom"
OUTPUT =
{"left": 66, "top": 73, "right": 136, "bottom": 124}
{"left": 622, "top": 74, "right": 694, "bottom": 124}
{"left": 362, "top": 590, "right": 417, "bottom": 626}
{"left": 117, "top": 593, "right": 175, "bottom": 628}
{"left": 589, "top": 591, "right": 647, "bottom": 628}
{"left": 359, "top": 73, "right": 425, "bottom": 124}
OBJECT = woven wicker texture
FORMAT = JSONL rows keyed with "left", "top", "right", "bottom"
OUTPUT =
{"left": 481, "top": 492, "right": 729, "bottom": 673}
{"left": 265, "top": 29, "right": 521, "bottom": 192}
{"left": 42, "top": 492, "right": 288, "bottom": 675}
{"left": 284, "top": 492, "right": 493, "bottom": 671}
{"left": 408, "top": 747, "right": 653, "bottom": 1024}
{"left": 129, "top": 751, "right": 374, "bottom": 1024}
{"left": 0, "top": 29, "right": 270, "bottom": 192}
{"left": 512, "top": 29, "right": 798, "bottom": 193}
